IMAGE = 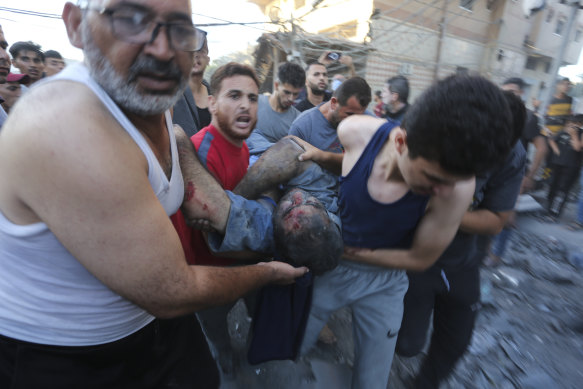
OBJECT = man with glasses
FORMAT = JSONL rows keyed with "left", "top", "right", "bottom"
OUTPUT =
{"left": 0, "top": 1, "right": 306, "bottom": 387}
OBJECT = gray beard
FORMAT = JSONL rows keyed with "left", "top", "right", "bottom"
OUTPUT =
{"left": 81, "top": 21, "right": 187, "bottom": 116}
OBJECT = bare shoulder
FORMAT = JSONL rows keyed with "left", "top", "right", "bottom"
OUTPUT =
{"left": 337, "top": 115, "right": 387, "bottom": 151}
{"left": 3, "top": 81, "right": 125, "bottom": 151}
{"left": 428, "top": 177, "right": 476, "bottom": 216}
{"left": 0, "top": 80, "right": 149, "bottom": 224}
{"left": 6, "top": 80, "right": 145, "bottom": 162}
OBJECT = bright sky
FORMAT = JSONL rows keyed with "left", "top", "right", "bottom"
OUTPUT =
{"left": 0, "top": 1, "right": 582, "bottom": 80}
{"left": 0, "top": 0, "right": 270, "bottom": 62}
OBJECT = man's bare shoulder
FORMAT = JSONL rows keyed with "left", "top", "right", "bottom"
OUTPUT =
{"left": 338, "top": 115, "right": 387, "bottom": 151}
{"left": 7, "top": 80, "right": 108, "bottom": 135}
{"left": 428, "top": 178, "right": 475, "bottom": 215}
{"left": 0, "top": 80, "right": 148, "bottom": 224}
{"left": 4, "top": 80, "right": 141, "bottom": 158}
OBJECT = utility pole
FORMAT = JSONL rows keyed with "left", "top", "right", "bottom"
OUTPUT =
{"left": 433, "top": 0, "right": 450, "bottom": 81}
{"left": 539, "top": 1, "right": 580, "bottom": 125}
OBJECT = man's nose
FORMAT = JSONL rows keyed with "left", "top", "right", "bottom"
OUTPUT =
{"left": 240, "top": 96, "right": 251, "bottom": 109}
{"left": 143, "top": 24, "right": 175, "bottom": 62}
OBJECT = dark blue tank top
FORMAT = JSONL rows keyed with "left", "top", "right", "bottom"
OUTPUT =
{"left": 339, "top": 121, "right": 430, "bottom": 249}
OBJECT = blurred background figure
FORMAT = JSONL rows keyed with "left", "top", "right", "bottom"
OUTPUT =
{"left": 9, "top": 41, "right": 44, "bottom": 87}
{"left": 373, "top": 90, "right": 383, "bottom": 117}
{"left": 382, "top": 75, "right": 409, "bottom": 122}
{"left": 43, "top": 50, "right": 65, "bottom": 77}
{"left": 0, "top": 73, "right": 29, "bottom": 114}
{"left": 546, "top": 114, "right": 583, "bottom": 219}
{"left": 330, "top": 74, "right": 345, "bottom": 91}
{"left": 540, "top": 78, "right": 573, "bottom": 186}
{"left": 172, "top": 31, "right": 211, "bottom": 137}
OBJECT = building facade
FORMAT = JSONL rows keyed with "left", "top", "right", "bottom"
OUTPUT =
{"left": 249, "top": 0, "right": 583, "bottom": 105}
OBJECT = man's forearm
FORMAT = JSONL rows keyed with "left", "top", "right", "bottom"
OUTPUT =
{"left": 174, "top": 125, "right": 230, "bottom": 233}
{"left": 344, "top": 247, "right": 438, "bottom": 272}
{"left": 150, "top": 262, "right": 305, "bottom": 318}
{"left": 234, "top": 137, "right": 307, "bottom": 199}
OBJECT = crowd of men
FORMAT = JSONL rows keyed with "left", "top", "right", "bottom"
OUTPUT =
{"left": 0, "top": 1, "right": 581, "bottom": 388}
{"left": 0, "top": 37, "right": 65, "bottom": 127}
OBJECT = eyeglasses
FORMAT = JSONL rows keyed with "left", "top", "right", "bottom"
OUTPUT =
{"left": 84, "top": 4, "right": 206, "bottom": 52}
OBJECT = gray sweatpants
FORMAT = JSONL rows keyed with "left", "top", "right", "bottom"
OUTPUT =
{"left": 300, "top": 260, "right": 409, "bottom": 389}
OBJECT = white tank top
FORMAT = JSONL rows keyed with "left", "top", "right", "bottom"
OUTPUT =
{"left": 0, "top": 63, "right": 184, "bottom": 346}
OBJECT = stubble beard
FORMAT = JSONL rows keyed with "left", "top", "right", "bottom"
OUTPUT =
{"left": 215, "top": 109, "right": 256, "bottom": 142}
{"left": 309, "top": 82, "right": 325, "bottom": 96}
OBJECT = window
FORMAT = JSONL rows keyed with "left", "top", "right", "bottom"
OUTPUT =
{"left": 575, "top": 29, "right": 582, "bottom": 42}
{"left": 525, "top": 56, "right": 537, "bottom": 70}
{"left": 555, "top": 15, "right": 567, "bottom": 35}
{"left": 294, "top": 0, "right": 306, "bottom": 9}
{"left": 460, "top": 0, "right": 475, "bottom": 11}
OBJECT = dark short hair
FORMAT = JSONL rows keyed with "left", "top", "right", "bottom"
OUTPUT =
{"left": 502, "top": 77, "right": 525, "bottom": 90}
{"left": 209, "top": 62, "right": 260, "bottom": 95}
{"left": 334, "top": 76, "right": 371, "bottom": 108}
{"left": 44, "top": 50, "right": 63, "bottom": 60}
{"left": 277, "top": 62, "right": 305, "bottom": 89}
{"left": 503, "top": 90, "right": 526, "bottom": 147}
{"left": 304, "top": 60, "right": 326, "bottom": 73}
{"left": 387, "top": 75, "right": 409, "bottom": 103}
{"left": 402, "top": 74, "right": 513, "bottom": 176}
{"left": 9, "top": 41, "right": 44, "bottom": 61}
{"left": 273, "top": 190, "right": 342, "bottom": 275}
{"left": 375, "top": 90, "right": 382, "bottom": 98}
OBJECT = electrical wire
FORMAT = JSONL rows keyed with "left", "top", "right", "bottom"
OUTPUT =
{"left": 0, "top": 6, "right": 61, "bottom": 19}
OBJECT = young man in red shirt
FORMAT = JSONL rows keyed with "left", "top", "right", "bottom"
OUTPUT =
{"left": 172, "top": 62, "right": 261, "bottom": 376}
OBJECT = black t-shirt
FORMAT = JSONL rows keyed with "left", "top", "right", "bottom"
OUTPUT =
{"left": 295, "top": 91, "right": 332, "bottom": 113}
{"left": 197, "top": 106, "right": 211, "bottom": 129}
{"left": 434, "top": 141, "right": 526, "bottom": 270}
{"left": 551, "top": 127, "right": 583, "bottom": 167}
{"left": 384, "top": 103, "right": 409, "bottom": 123}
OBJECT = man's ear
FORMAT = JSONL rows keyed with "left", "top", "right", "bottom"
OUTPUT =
{"left": 63, "top": 2, "right": 84, "bottom": 49}
{"left": 208, "top": 95, "right": 217, "bottom": 115}
{"left": 394, "top": 127, "right": 408, "bottom": 154}
{"left": 329, "top": 96, "right": 338, "bottom": 111}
